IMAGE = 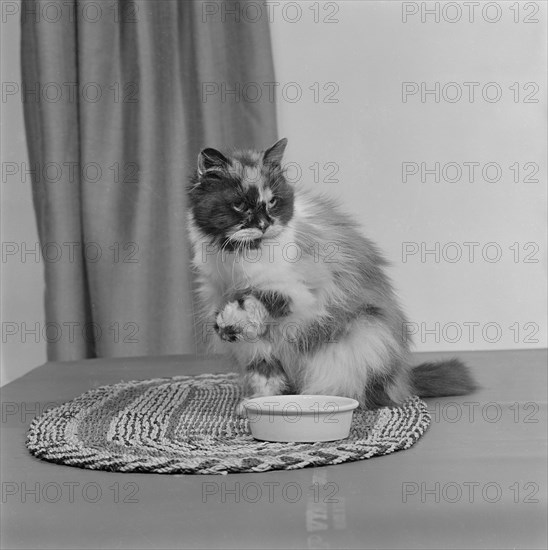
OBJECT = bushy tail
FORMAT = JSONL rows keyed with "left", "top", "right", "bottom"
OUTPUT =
{"left": 411, "top": 358, "right": 477, "bottom": 397}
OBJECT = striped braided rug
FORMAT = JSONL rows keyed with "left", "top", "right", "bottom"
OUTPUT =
{"left": 26, "top": 372, "right": 431, "bottom": 474}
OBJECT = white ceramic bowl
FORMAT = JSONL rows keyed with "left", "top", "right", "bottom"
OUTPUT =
{"left": 242, "top": 395, "right": 360, "bottom": 442}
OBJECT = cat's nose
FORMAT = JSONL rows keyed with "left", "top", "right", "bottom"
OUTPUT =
{"left": 258, "top": 219, "right": 270, "bottom": 232}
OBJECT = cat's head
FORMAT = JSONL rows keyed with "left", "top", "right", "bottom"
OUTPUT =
{"left": 188, "top": 138, "right": 294, "bottom": 249}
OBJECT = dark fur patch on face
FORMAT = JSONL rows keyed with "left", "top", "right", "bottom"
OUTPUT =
{"left": 188, "top": 147, "right": 294, "bottom": 247}
{"left": 260, "top": 162, "right": 294, "bottom": 226}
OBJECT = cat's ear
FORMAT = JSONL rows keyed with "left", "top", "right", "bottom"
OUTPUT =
{"left": 197, "top": 148, "right": 230, "bottom": 175}
{"left": 263, "top": 138, "right": 288, "bottom": 166}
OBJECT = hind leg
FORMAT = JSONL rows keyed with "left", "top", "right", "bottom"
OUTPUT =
{"left": 300, "top": 319, "right": 413, "bottom": 408}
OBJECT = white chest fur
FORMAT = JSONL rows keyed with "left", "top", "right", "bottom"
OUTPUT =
{"left": 193, "top": 226, "right": 332, "bottom": 322}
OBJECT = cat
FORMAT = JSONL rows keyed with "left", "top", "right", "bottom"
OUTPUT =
{"left": 187, "top": 138, "right": 476, "bottom": 413}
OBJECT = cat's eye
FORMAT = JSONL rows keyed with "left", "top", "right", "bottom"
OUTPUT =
{"left": 268, "top": 198, "right": 277, "bottom": 208}
{"left": 232, "top": 202, "right": 246, "bottom": 213}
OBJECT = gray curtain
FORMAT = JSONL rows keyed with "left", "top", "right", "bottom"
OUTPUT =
{"left": 21, "top": 0, "right": 278, "bottom": 361}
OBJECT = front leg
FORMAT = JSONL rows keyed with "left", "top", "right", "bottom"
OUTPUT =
{"left": 237, "top": 358, "right": 291, "bottom": 416}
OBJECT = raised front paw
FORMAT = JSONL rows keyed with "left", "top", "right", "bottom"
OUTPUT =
{"left": 215, "top": 296, "right": 268, "bottom": 343}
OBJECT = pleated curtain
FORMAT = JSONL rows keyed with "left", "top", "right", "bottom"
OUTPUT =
{"left": 21, "top": 0, "right": 278, "bottom": 360}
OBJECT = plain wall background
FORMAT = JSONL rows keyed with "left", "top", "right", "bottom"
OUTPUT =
{"left": 2, "top": 1, "right": 547, "bottom": 385}
{"left": 269, "top": 0, "right": 547, "bottom": 351}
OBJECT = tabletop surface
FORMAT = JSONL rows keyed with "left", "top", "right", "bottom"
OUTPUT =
{"left": 1, "top": 349, "right": 547, "bottom": 549}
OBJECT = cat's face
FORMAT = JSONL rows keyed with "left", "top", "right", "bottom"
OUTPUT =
{"left": 188, "top": 138, "right": 294, "bottom": 249}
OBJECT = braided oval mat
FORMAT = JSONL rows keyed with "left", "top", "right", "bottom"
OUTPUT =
{"left": 26, "top": 373, "right": 431, "bottom": 474}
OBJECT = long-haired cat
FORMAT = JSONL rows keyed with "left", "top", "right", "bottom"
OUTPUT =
{"left": 187, "top": 138, "right": 476, "bottom": 412}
